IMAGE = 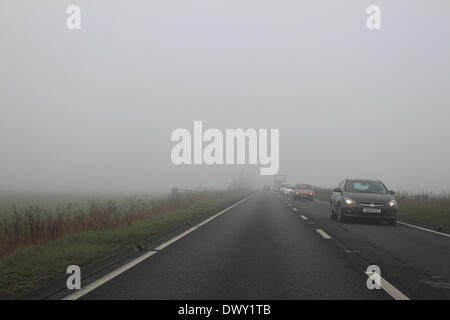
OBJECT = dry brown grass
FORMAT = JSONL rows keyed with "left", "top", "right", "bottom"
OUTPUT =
{"left": 395, "top": 191, "right": 450, "bottom": 210}
{"left": 0, "top": 191, "right": 211, "bottom": 259}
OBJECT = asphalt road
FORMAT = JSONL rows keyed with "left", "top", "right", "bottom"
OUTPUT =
{"left": 80, "top": 191, "right": 450, "bottom": 300}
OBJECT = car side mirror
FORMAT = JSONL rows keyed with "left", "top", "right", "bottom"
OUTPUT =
{"left": 389, "top": 190, "right": 396, "bottom": 195}
{"left": 333, "top": 188, "right": 341, "bottom": 193}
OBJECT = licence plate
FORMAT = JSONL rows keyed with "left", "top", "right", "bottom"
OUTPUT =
{"left": 363, "top": 208, "right": 381, "bottom": 213}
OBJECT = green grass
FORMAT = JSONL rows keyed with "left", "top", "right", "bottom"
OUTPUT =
{"left": 0, "top": 193, "right": 247, "bottom": 299}
{"left": 398, "top": 207, "right": 450, "bottom": 229}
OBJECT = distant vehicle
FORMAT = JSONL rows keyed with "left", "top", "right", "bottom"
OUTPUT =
{"left": 282, "top": 185, "right": 295, "bottom": 196}
{"left": 330, "top": 179, "right": 397, "bottom": 225}
{"left": 293, "top": 184, "right": 314, "bottom": 201}
{"left": 279, "top": 183, "right": 289, "bottom": 195}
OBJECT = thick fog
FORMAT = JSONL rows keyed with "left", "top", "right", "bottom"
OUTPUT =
{"left": 1, "top": 1, "right": 449, "bottom": 194}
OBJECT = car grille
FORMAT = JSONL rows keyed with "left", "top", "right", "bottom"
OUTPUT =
{"left": 359, "top": 202, "right": 385, "bottom": 207}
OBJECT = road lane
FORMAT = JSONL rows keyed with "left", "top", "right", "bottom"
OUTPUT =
{"left": 287, "top": 196, "right": 450, "bottom": 299}
{"left": 81, "top": 192, "right": 389, "bottom": 299}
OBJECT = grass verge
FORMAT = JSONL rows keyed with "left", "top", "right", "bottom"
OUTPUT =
{"left": 397, "top": 207, "right": 450, "bottom": 229}
{"left": 0, "top": 191, "right": 248, "bottom": 299}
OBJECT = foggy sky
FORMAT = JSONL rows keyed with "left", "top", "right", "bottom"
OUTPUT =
{"left": 1, "top": 1, "right": 450, "bottom": 194}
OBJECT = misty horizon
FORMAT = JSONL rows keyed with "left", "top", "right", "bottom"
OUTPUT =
{"left": 1, "top": 1, "right": 450, "bottom": 195}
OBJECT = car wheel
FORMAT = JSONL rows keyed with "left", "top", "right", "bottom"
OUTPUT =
{"left": 337, "top": 204, "right": 346, "bottom": 223}
{"left": 387, "top": 219, "right": 397, "bottom": 226}
{"left": 330, "top": 203, "right": 336, "bottom": 219}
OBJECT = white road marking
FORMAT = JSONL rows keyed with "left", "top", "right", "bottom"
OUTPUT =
{"left": 292, "top": 207, "right": 298, "bottom": 212}
{"left": 195, "top": 195, "right": 253, "bottom": 227}
{"left": 63, "top": 250, "right": 157, "bottom": 300}
{"left": 157, "top": 195, "right": 253, "bottom": 249}
{"left": 398, "top": 221, "right": 450, "bottom": 238}
{"left": 288, "top": 203, "right": 292, "bottom": 206}
{"left": 154, "top": 226, "right": 199, "bottom": 250}
{"left": 316, "top": 229, "right": 332, "bottom": 239}
{"left": 62, "top": 194, "right": 254, "bottom": 300}
{"left": 300, "top": 215, "right": 308, "bottom": 220}
{"left": 364, "top": 271, "right": 410, "bottom": 300}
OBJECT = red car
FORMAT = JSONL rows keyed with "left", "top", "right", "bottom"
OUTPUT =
{"left": 293, "top": 184, "right": 314, "bottom": 201}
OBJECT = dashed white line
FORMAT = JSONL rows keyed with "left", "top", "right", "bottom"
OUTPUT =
{"left": 292, "top": 208, "right": 298, "bottom": 212}
{"left": 316, "top": 229, "right": 332, "bottom": 239}
{"left": 398, "top": 221, "right": 450, "bottom": 238}
{"left": 364, "top": 271, "right": 410, "bottom": 300}
{"left": 300, "top": 215, "right": 308, "bottom": 220}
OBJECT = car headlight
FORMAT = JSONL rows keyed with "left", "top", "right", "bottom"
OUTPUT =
{"left": 344, "top": 197, "right": 355, "bottom": 205}
{"left": 388, "top": 200, "right": 397, "bottom": 208}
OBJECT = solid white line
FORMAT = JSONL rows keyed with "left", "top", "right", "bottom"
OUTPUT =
{"left": 196, "top": 195, "right": 253, "bottom": 227}
{"left": 63, "top": 250, "right": 158, "bottom": 300}
{"left": 148, "top": 195, "right": 253, "bottom": 251}
{"left": 292, "top": 207, "right": 298, "bottom": 212}
{"left": 62, "top": 194, "right": 254, "bottom": 300}
{"left": 316, "top": 229, "right": 332, "bottom": 239}
{"left": 300, "top": 215, "right": 308, "bottom": 220}
{"left": 154, "top": 226, "right": 199, "bottom": 250}
{"left": 398, "top": 221, "right": 450, "bottom": 238}
{"left": 364, "top": 272, "right": 410, "bottom": 300}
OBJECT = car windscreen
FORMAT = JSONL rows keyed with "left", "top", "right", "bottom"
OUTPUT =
{"left": 344, "top": 181, "right": 388, "bottom": 194}
{"left": 295, "top": 184, "right": 312, "bottom": 189}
